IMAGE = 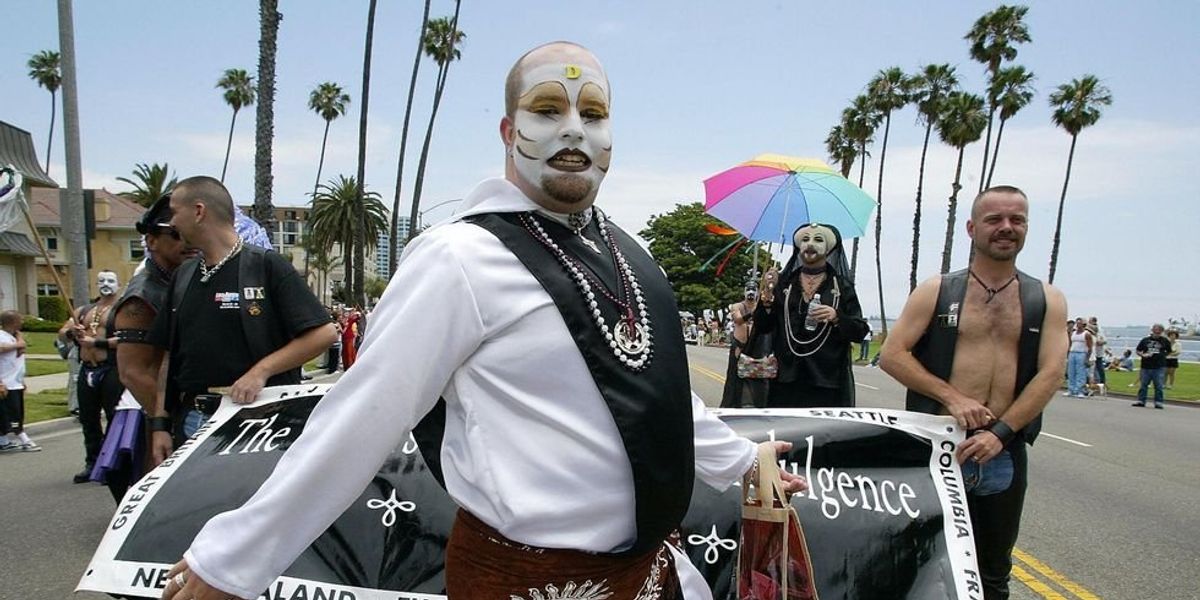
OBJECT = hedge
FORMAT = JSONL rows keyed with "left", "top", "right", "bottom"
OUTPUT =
{"left": 37, "top": 295, "right": 71, "bottom": 322}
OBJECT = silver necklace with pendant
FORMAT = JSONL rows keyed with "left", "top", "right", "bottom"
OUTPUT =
{"left": 520, "top": 212, "right": 654, "bottom": 371}
{"left": 567, "top": 210, "right": 602, "bottom": 254}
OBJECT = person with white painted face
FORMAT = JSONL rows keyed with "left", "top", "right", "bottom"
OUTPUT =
{"left": 755, "top": 223, "right": 869, "bottom": 408}
{"left": 161, "top": 42, "right": 803, "bottom": 600}
{"left": 58, "top": 270, "right": 125, "bottom": 484}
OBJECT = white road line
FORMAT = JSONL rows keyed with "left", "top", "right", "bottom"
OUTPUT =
{"left": 1040, "top": 432, "right": 1093, "bottom": 447}
{"left": 855, "top": 382, "right": 879, "bottom": 390}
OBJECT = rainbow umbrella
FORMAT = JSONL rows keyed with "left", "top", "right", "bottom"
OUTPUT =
{"left": 704, "top": 154, "right": 876, "bottom": 245}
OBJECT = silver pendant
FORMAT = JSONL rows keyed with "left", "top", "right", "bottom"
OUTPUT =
{"left": 578, "top": 235, "right": 602, "bottom": 254}
{"left": 614, "top": 321, "right": 650, "bottom": 355}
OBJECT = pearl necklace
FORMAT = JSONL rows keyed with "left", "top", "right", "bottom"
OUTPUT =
{"left": 519, "top": 212, "right": 654, "bottom": 371}
{"left": 199, "top": 238, "right": 244, "bottom": 283}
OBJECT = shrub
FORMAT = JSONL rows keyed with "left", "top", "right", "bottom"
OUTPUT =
{"left": 22, "top": 316, "right": 65, "bottom": 332}
{"left": 37, "top": 295, "right": 71, "bottom": 322}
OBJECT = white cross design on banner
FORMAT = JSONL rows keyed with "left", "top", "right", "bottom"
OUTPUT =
{"left": 365, "top": 490, "right": 416, "bottom": 527}
{"left": 687, "top": 525, "right": 737, "bottom": 565}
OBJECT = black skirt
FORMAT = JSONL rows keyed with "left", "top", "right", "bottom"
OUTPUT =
{"left": 1165, "top": 358, "right": 1180, "bottom": 368}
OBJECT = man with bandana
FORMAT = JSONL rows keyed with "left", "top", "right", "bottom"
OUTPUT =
{"left": 880, "top": 186, "right": 1067, "bottom": 600}
{"left": 161, "top": 42, "right": 803, "bottom": 600}
{"left": 59, "top": 270, "right": 125, "bottom": 484}
{"left": 88, "top": 194, "right": 193, "bottom": 501}
{"left": 754, "top": 223, "right": 869, "bottom": 408}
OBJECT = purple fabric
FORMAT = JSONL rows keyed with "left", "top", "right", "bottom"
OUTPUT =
{"left": 90, "top": 409, "right": 145, "bottom": 483}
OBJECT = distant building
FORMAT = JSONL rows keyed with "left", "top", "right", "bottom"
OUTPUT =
{"left": 0, "top": 121, "right": 57, "bottom": 316}
{"left": 375, "top": 216, "right": 411, "bottom": 280}
{"left": 30, "top": 188, "right": 146, "bottom": 299}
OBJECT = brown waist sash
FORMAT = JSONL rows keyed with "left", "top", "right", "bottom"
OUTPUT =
{"left": 445, "top": 510, "right": 680, "bottom": 600}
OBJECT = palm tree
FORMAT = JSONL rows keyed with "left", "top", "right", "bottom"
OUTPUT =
{"left": 824, "top": 124, "right": 857, "bottom": 178}
{"left": 935, "top": 92, "right": 989, "bottom": 273}
{"left": 215, "top": 68, "right": 256, "bottom": 183}
{"left": 965, "top": 4, "right": 1032, "bottom": 192}
{"left": 906, "top": 63, "right": 959, "bottom": 291}
{"left": 351, "top": 0, "right": 380, "bottom": 306}
{"left": 116, "top": 163, "right": 178, "bottom": 207}
{"left": 840, "top": 94, "right": 881, "bottom": 282}
{"left": 307, "top": 82, "right": 351, "bottom": 200}
{"left": 389, "top": 0, "right": 433, "bottom": 274}
{"left": 407, "top": 6, "right": 466, "bottom": 244}
{"left": 26, "top": 50, "right": 62, "bottom": 176}
{"left": 866, "top": 67, "right": 910, "bottom": 337}
{"left": 1047, "top": 76, "right": 1112, "bottom": 283}
{"left": 306, "top": 243, "right": 342, "bottom": 306}
{"left": 253, "top": 0, "right": 283, "bottom": 227}
{"left": 310, "top": 175, "right": 389, "bottom": 288}
{"left": 984, "top": 65, "right": 1036, "bottom": 187}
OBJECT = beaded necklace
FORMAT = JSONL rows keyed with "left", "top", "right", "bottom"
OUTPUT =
{"left": 518, "top": 212, "right": 653, "bottom": 371}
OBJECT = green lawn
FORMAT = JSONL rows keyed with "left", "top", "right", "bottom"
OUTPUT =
{"left": 26, "top": 358, "right": 69, "bottom": 377}
{"left": 26, "top": 387, "right": 69, "bottom": 423}
{"left": 24, "top": 331, "right": 61, "bottom": 355}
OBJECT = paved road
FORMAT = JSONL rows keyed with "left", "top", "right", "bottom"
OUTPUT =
{"left": 7, "top": 352, "right": 1198, "bottom": 599}
{"left": 687, "top": 344, "right": 1200, "bottom": 600}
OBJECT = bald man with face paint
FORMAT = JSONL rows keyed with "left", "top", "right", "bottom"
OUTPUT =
{"left": 162, "top": 42, "right": 802, "bottom": 600}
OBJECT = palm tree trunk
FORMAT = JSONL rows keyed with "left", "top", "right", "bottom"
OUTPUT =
{"left": 352, "top": 0, "right": 378, "bottom": 306}
{"left": 941, "top": 146, "right": 966, "bottom": 273}
{"left": 389, "top": 0, "right": 432, "bottom": 274}
{"left": 45, "top": 91, "right": 57, "bottom": 175}
{"left": 874, "top": 113, "right": 891, "bottom": 337}
{"left": 985, "top": 117, "right": 1008, "bottom": 188}
{"left": 57, "top": 0, "right": 89, "bottom": 311}
{"left": 313, "top": 119, "right": 331, "bottom": 198}
{"left": 1048, "top": 134, "right": 1078, "bottom": 284}
{"left": 408, "top": 0, "right": 461, "bottom": 245}
{"left": 977, "top": 106, "right": 996, "bottom": 193}
{"left": 221, "top": 109, "right": 238, "bottom": 183}
{"left": 909, "top": 121, "right": 933, "bottom": 292}
{"left": 253, "top": 0, "right": 281, "bottom": 227}
{"left": 850, "top": 141, "right": 867, "bottom": 283}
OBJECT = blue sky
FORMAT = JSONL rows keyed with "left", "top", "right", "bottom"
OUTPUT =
{"left": 4, "top": 1, "right": 1197, "bottom": 326}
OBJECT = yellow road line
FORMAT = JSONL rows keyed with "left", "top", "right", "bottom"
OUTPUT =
{"left": 687, "top": 361, "right": 1101, "bottom": 600}
{"left": 1013, "top": 548, "right": 1102, "bottom": 600}
{"left": 1012, "top": 565, "right": 1071, "bottom": 599}
{"left": 690, "top": 364, "right": 726, "bottom": 383}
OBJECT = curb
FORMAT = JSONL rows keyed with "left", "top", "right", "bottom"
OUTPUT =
{"left": 1091, "top": 389, "right": 1198, "bottom": 409}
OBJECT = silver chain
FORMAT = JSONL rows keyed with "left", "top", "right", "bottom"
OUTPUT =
{"left": 199, "top": 237, "right": 244, "bottom": 283}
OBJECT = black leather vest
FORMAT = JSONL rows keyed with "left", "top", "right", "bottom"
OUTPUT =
{"left": 905, "top": 269, "right": 1046, "bottom": 445}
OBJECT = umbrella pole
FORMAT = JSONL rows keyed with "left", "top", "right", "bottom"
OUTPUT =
{"left": 19, "top": 196, "right": 77, "bottom": 317}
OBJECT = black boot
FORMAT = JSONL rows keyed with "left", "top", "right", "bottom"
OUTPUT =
{"left": 73, "top": 465, "right": 94, "bottom": 484}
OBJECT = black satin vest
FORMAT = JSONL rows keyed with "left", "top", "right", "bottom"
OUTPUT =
{"left": 415, "top": 211, "right": 695, "bottom": 554}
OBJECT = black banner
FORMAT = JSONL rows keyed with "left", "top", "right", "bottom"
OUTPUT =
{"left": 79, "top": 386, "right": 982, "bottom": 599}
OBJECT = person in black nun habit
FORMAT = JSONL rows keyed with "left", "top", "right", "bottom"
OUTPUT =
{"left": 754, "top": 223, "right": 869, "bottom": 408}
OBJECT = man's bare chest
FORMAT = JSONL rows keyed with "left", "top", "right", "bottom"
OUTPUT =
{"left": 956, "top": 288, "right": 1022, "bottom": 344}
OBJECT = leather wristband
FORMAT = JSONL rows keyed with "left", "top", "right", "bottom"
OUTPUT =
{"left": 94, "top": 338, "right": 110, "bottom": 349}
{"left": 147, "top": 416, "right": 173, "bottom": 433}
{"left": 988, "top": 419, "right": 1017, "bottom": 445}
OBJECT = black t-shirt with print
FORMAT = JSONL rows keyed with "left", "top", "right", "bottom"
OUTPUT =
{"left": 150, "top": 252, "right": 330, "bottom": 393}
{"left": 1136, "top": 334, "right": 1172, "bottom": 370}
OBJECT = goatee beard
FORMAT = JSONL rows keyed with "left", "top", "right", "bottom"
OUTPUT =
{"left": 541, "top": 173, "right": 594, "bottom": 206}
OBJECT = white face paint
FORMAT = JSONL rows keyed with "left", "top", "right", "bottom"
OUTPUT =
{"left": 510, "top": 62, "right": 613, "bottom": 207}
{"left": 794, "top": 225, "right": 835, "bottom": 266}
{"left": 97, "top": 271, "right": 119, "bottom": 297}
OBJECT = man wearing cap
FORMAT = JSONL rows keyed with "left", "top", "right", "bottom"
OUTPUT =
{"left": 93, "top": 194, "right": 193, "bottom": 499}
{"left": 148, "top": 176, "right": 335, "bottom": 444}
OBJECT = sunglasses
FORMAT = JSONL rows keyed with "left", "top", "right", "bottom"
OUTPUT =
{"left": 152, "top": 225, "right": 181, "bottom": 240}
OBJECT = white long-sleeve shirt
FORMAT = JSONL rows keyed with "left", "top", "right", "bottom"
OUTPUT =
{"left": 185, "top": 179, "right": 755, "bottom": 599}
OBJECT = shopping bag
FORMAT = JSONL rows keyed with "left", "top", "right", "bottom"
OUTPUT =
{"left": 737, "top": 445, "right": 819, "bottom": 600}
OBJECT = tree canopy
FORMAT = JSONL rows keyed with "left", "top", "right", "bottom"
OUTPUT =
{"left": 638, "top": 203, "right": 767, "bottom": 316}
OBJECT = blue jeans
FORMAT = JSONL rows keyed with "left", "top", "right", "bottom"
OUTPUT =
{"left": 1067, "top": 351, "right": 1088, "bottom": 395}
{"left": 182, "top": 409, "right": 211, "bottom": 438}
{"left": 1137, "top": 367, "right": 1166, "bottom": 406}
{"left": 858, "top": 342, "right": 870, "bottom": 361}
{"left": 962, "top": 449, "right": 1015, "bottom": 496}
{"left": 1093, "top": 358, "right": 1107, "bottom": 385}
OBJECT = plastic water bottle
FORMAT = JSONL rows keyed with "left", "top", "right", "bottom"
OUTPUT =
{"left": 805, "top": 296, "right": 822, "bottom": 331}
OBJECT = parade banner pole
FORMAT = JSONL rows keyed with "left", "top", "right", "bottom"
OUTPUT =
{"left": 19, "top": 196, "right": 77, "bottom": 318}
